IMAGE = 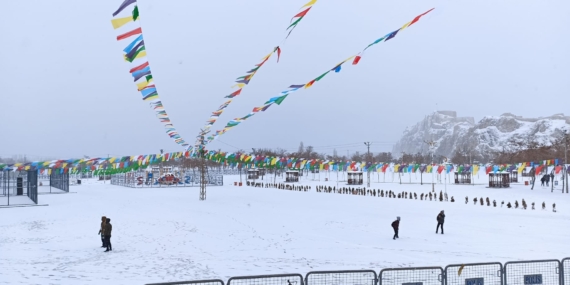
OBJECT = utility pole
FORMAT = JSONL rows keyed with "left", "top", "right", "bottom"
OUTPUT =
{"left": 399, "top": 152, "right": 404, "bottom": 184}
{"left": 197, "top": 129, "right": 208, "bottom": 201}
{"left": 424, "top": 139, "right": 437, "bottom": 186}
{"left": 564, "top": 138, "right": 568, "bottom": 194}
{"left": 364, "top": 142, "right": 371, "bottom": 187}
{"left": 562, "top": 130, "right": 568, "bottom": 194}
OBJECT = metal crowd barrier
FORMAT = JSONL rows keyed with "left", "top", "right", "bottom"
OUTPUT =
{"left": 145, "top": 258, "right": 570, "bottom": 285}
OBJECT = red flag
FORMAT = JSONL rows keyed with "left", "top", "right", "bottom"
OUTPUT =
{"left": 291, "top": 7, "right": 312, "bottom": 22}
{"left": 352, "top": 55, "right": 362, "bottom": 65}
{"left": 129, "top": 61, "right": 149, "bottom": 73}
{"left": 117, "top": 27, "right": 142, "bottom": 41}
{"left": 409, "top": 8, "right": 434, "bottom": 27}
{"left": 227, "top": 89, "right": 242, "bottom": 98}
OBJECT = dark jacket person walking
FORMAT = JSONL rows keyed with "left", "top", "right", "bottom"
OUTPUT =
{"left": 391, "top": 217, "right": 400, "bottom": 240}
{"left": 104, "top": 218, "right": 112, "bottom": 252}
{"left": 98, "top": 216, "right": 107, "bottom": 247}
{"left": 436, "top": 210, "right": 445, "bottom": 234}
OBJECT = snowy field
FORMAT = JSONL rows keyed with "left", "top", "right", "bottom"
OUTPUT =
{"left": 0, "top": 173, "right": 569, "bottom": 285}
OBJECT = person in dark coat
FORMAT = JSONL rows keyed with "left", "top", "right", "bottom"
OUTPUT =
{"left": 436, "top": 210, "right": 445, "bottom": 234}
{"left": 550, "top": 173, "right": 555, "bottom": 185}
{"left": 540, "top": 175, "right": 548, "bottom": 186}
{"left": 98, "top": 216, "right": 107, "bottom": 248}
{"left": 391, "top": 217, "right": 400, "bottom": 240}
{"left": 104, "top": 218, "right": 112, "bottom": 252}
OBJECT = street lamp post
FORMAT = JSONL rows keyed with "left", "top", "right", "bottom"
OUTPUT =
{"left": 561, "top": 129, "right": 569, "bottom": 194}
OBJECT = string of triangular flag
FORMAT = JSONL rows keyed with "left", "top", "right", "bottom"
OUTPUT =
{"left": 111, "top": 0, "right": 190, "bottom": 148}
{"left": 191, "top": 0, "right": 319, "bottom": 153}
{"left": 205, "top": 8, "right": 435, "bottom": 144}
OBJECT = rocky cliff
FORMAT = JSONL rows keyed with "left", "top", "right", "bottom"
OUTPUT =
{"left": 392, "top": 111, "right": 570, "bottom": 159}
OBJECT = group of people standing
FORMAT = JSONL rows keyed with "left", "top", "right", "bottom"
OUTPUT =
{"left": 391, "top": 210, "right": 445, "bottom": 240}
{"left": 98, "top": 216, "right": 113, "bottom": 252}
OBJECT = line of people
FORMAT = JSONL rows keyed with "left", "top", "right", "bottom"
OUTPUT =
{"left": 98, "top": 216, "right": 112, "bottom": 252}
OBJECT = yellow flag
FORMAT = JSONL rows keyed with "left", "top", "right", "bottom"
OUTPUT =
{"left": 111, "top": 16, "right": 134, "bottom": 29}
{"left": 301, "top": 0, "right": 317, "bottom": 8}
{"left": 261, "top": 51, "right": 273, "bottom": 61}
{"left": 48, "top": 169, "right": 52, "bottom": 175}
{"left": 518, "top": 162, "right": 526, "bottom": 174}
{"left": 458, "top": 264, "right": 465, "bottom": 276}
{"left": 338, "top": 55, "right": 356, "bottom": 66}
{"left": 124, "top": 50, "right": 147, "bottom": 62}
{"left": 231, "top": 83, "right": 246, "bottom": 89}
{"left": 137, "top": 80, "right": 151, "bottom": 90}
{"left": 400, "top": 21, "right": 412, "bottom": 31}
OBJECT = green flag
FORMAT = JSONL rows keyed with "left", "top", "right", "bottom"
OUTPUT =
{"left": 274, "top": 95, "right": 288, "bottom": 105}
{"left": 315, "top": 71, "right": 330, "bottom": 82}
{"left": 132, "top": 6, "right": 140, "bottom": 21}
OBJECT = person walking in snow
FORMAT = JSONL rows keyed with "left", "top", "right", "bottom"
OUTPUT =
{"left": 98, "top": 216, "right": 106, "bottom": 248}
{"left": 391, "top": 217, "right": 400, "bottom": 240}
{"left": 104, "top": 218, "right": 112, "bottom": 252}
{"left": 436, "top": 210, "right": 445, "bottom": 234}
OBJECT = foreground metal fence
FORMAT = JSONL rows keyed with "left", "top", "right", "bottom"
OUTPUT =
{"left": 50, "top": 171, "right": 69, "bottom": 192}
{"left": 504, "top": 260, "right": 561, "bottom": 285}
{"left": 146, "top": 258, "right": 570, "bottom": 285}
{"left": 445, "top": 262, "right": 503, "bottom": 285}
{"left": 228, "top": 274, "right": 304, "bottom": 285}
{"left": 307, "top": 270, "right": 376, "bottom": 285}
{"left": 146, "top": 279, "right": 225, "bottom": 285}
{"left": 380, "top": 267, "right": 443, "bottom": 285}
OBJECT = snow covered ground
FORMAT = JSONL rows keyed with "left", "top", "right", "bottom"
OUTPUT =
{"left": 0, "top": 173, "right": 569, "bottom": 285}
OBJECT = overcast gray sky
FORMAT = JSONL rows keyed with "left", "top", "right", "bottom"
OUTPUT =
{"left": 1, "top": 0, "right": 569, "bottom": 160}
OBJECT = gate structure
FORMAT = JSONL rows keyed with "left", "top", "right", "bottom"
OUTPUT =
{"left": 504, "top": 260, "right": 561, "bottom": 285}
{"left": 228, "top": 274, "right": 304, "bottom": 285}
{"left": 379, "top": 267, "right": 444, "bottom": 285}
{"left": 562, "top": 258, "right": 570, "bottom": 285}
{"left": 445, "top": 263, "right": 503, "bottom": 285}
{"left": 50, "top": 171, "right": 70, "bottom": 192}
{"left": 306, "top": 270, "right": 377, "bottom": 285}
{"left": 27, "top": 170, "right": 38, "bottom": 204}
{"left": 0, "top": 170, "right": 38, "bottom": 206}
{"left": 146, "top": 278, "right": 225, "bottom": 285}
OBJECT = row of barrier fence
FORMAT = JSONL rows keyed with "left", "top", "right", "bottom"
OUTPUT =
{"left": 146, "top": 258, "right": 570, "bottom": 285}
{"left": 39, "top": 172, "right": 93, "bottom": 181}
{"left": 110, "top": 172, "right": 224, "bottom": 188}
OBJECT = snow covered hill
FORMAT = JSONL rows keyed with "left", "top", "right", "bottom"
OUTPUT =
{"left": 392, "top": 111, "right": 570, "bottom": 159}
